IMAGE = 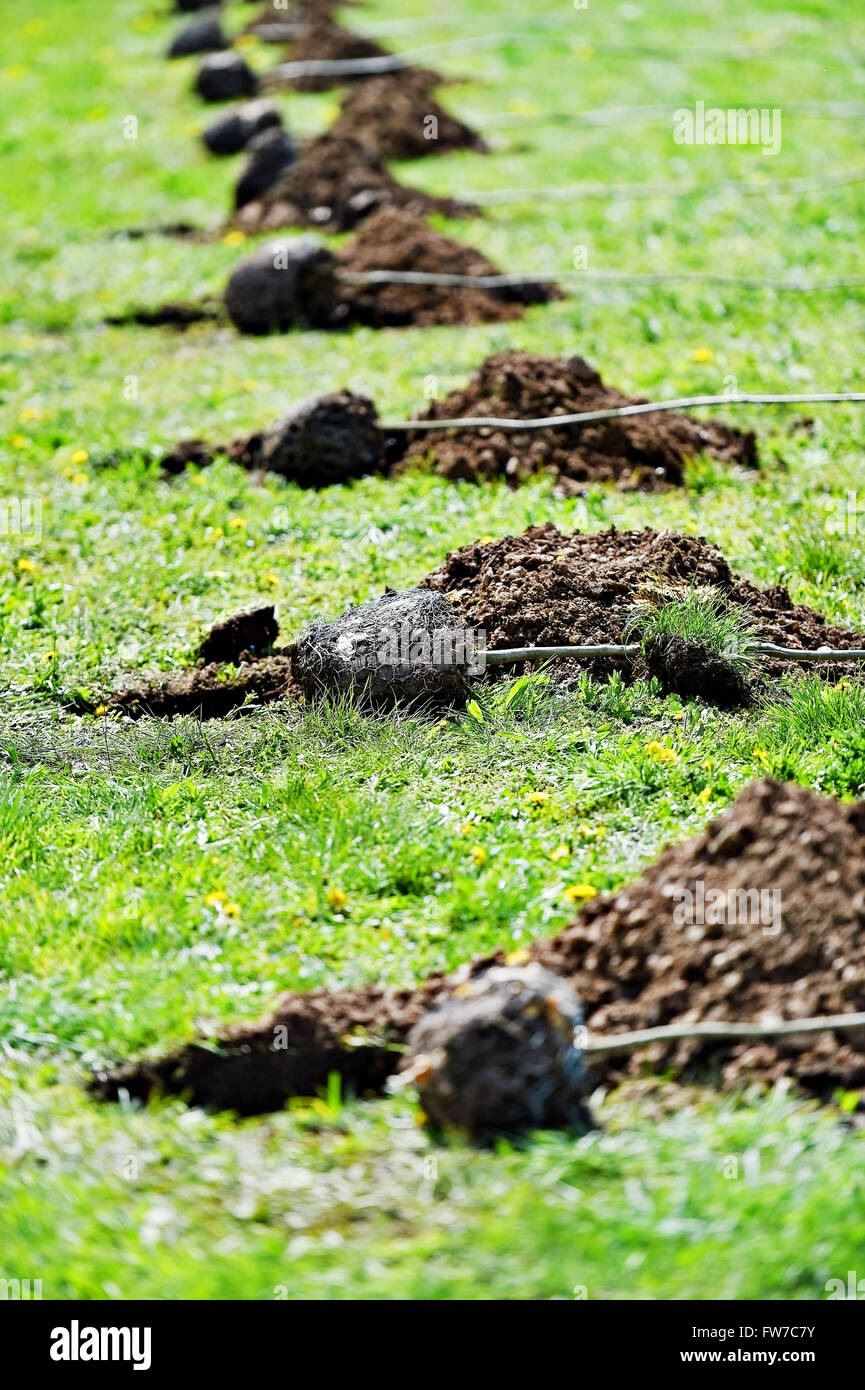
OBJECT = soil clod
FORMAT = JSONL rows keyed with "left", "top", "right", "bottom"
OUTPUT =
{"left": 196, "top": 605, "right": 278, "bottom": 665}
{"left": 275, "top": 18, "right": 394, "bottom": 92}
{"left": 643, "top": 636, "right": 754, "bottom": 707}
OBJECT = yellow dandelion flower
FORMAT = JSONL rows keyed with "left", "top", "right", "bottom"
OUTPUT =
{"left": 16, "top": 557, "right": 36, "bottom": 572}
{"left": 9, "top": 434, "right": 28, "bottom": 449}
{"left": 645, "top": 740, "right": 678, "bottom": 764}
{"left": 459, "top": 820, "right": 474, "bottom": 836}
{"left": 70, "top": 449, "right": 89, "bottom": 465}
{"left": 261, "top": 572, "right": 280, "bottom": 587}
{"left": 549, "top": 844, "right": 571, "bottom": 862}
{"left": 691, "top": 347, "right": 714, "bottom": 364}
{"left": 223, "top": 229, "right": 246, "bottom": 247}
{"left": 205, "top": 890, "right": 228, "bottom": 907}
{"left": 228, "top": 517, "right": 246, "bottom": 530}
{"left": 753, "top": 747, "right": 770, "bottom": 767}
{"left": 72, "top": 472, "right": 88, "bottom": 486}
{"left": 470, "top": 844, "right": 487, "bottom": 867}
{"left": 223, "top": 902, "right": 241, "bottom": 918}
{"left": 209, "top": 525, "right": 224, "bottom": 541}
{"left": 563, "top": 883, "right": 598, "bottom": 903}
{"left": 527, "top": 790, "right": 551, "bottom": 805}
{"left": 19, "top": 407, "right": 40, "bottom": 422}
{"left": 505, "top": 946, "right": 531, "bottom": 966}
{"left": 697, "top": 785, "right": 712, "bottom": 804}
{"left": 93, "top": 704, "right": 108, "bottom": 717}
{"left": 326, "top": 887, "right": 347, "bottom": 910}
{"left": 242, "top": 379, "right": 257, "bottom": 392}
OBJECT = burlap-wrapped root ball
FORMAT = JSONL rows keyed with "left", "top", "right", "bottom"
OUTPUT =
{"left": 195, "top": 53, "right": 259, "bottom": 103}
{"left": 292, "top": 588, "right": 479, "bottom": 710}
{"left": 259, "top": 391, "right": 383, "bottom": 485}
{"left": 203, "top": 101, "right": 284, "bottom": 156}
{"left": 402, "top": 964, "right": 593, "bottom": 1137}
{"left": 168, "top": 13, "right": 227, "bottom": 58}
{"left": 223, "top": 238, "right": 340, "bottom": 333}
{"left": 235, "top": 128, "right": 298, "bottom": 209}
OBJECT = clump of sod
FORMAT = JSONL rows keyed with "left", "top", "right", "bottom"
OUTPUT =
{"left": 625, "top": 584, "right": 759, "bottom": 706}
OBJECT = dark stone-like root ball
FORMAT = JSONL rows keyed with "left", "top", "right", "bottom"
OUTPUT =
{"left": 195, "top": 53, "right": 259, "bottom": 103}
{"left": 644, "top": 636, "right": 753, "bottom": 707}
{"left": 260, "top": 391, "right": 384, "bottom": 485}
{"left": 292, "top": 588, "right": 477, "bottom": 710}
{"left": 223, "top": 238, "right": 340, "bottom": 333}
{"left": 403, "top": 964, "right": 593, "bottom": 1137}
{"left": 202, "top": 101, "right": 283, "bottom": 156}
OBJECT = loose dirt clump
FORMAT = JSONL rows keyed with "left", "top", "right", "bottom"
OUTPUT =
{"left": 92, "top": 780, "right": 865, "bottom": 1114}
{"left": 105, "top": 300, "right": 224, "bottom": 328}
{"left": 329, "top": 69, "right": 488, "bottom": 160}
{"left": 236, "top": 134, "right": 477, "bottom": 233}
{"left": 275, "top": 18, "right": 394, "bottom": 92}
{"left": 423, "top": 523, "right": 865, "bottom": 685}
{"left": 197, "top": 605, "right": 278, "bottom": 665}
{"left": 397, "top": 352, "right": 757, "bottom": 490}
{"left": 109, "top": 607, "right": 297, "bottom": 720}
{"left": 111, "top": 656, "right": 298, "bottom": 720}
{"left": 335, "top": 207, "right": 559, "bottom": 327}
{"left": 643, "top": 636, "right": 754, "bottom": 708}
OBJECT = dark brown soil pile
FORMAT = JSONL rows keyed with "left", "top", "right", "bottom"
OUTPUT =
{"left": 236, "top": 134, "right": 477, "bottom": 233}
{"left": 110, "top": 607, "right": 297, "bottom": 720}
{"left": 423, "top": 524, "right": 865, "bottom": 684}
{"left": 275, "top": 18, "right": 393, "bottom": 92}
{"left": 398, "top": 352, "right": 757, "bottom": 490}
{"left": 93, "top": 780, "right": 865, "bottom": 1114}
{"left": 335, "top": 208, "right": 559, "bottom": 327}
{"left": 330, "top": 69, "right": 488, "bottom": 160}
{"left": 533, "top": 779, "right": 865, "bottom": 1092}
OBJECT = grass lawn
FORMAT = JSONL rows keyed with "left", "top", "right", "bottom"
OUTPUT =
{"left": 1, "top": 0, "right": 865, "bottom": 1300}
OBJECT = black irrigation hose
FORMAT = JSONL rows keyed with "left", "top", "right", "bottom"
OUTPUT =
{"left": 379, "top": 391, "right": 865, "bottom": 433}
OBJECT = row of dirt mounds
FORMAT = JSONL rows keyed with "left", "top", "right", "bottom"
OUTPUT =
{"left": 234, "top": 135, "right": 478, "bottom": 234}
{"left": 399, "top": 352, "right": 757, "bottom": 491}
{"left": 108, "top": 607, "right": 299, "bottom": 720}
{"left": 329, "top": 68, "right": 488, "bottom": 160}
{"left": 92, "top": 779, "right": 865, "bottom": 1114}
{"left": 423, "top": 523, "right": 865, "bottom": 684}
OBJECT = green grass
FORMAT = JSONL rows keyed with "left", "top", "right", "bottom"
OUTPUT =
{"left": 2, "top": 0, "right": 865, "bottom": 1301}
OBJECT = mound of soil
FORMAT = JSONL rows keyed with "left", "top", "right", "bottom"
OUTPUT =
{"left": 397, "top": 352, "right": 757, "bottom": 490}
{"left": 93, "top": 780, "right": 865, "bottom": 1114}
{"left": 335, "top": 207, "right": 559, "bottom": 327}
{"left": 423, "top": 523, "right": 865, "bottom": 684}
{"left": 236, "top": 134, "right": 477, "bottom": 234}
{"left": 275, "top": 18, "right": 393, "bottom": 92}
{"left": 532, "top": 779, "right": 865, "bottom": 1091}
{"left": 330, "top": 69, "right": 488, "bottom": 160}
